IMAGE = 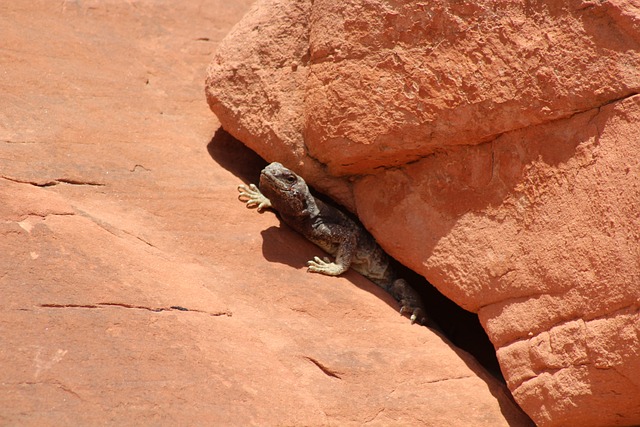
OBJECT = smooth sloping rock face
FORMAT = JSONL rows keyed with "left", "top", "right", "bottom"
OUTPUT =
{"left": 206, "top": 0, "right": 640, "bottom": 425}
{"left": 0, "top": 2, "right": 531, "bottom": 426}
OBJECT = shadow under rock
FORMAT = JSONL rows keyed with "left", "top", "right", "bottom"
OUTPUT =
{"left": 207, "top": 127, "right": 267, "bottom": 184}
{"left": 260, "top": 225, "right": 311, "bottom": 271}
{"left": 260, "top": 224, "right": 399, "bottom": 310}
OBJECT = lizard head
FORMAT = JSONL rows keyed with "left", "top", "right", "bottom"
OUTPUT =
{"left": 259, "top": 162, "right": 314, "bottom": 217}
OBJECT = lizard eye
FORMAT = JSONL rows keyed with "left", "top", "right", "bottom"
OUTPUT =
{"left": 284, "top": 174, "right": 296, "bottom": 183}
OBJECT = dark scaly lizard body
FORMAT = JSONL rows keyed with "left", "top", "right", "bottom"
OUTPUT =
{"left": 238, "top": 162, "right": 426, "bottom": 324}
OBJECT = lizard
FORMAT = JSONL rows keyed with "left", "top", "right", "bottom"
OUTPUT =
{"left": 237, "top": 162, "right": 427, "bottom": 324}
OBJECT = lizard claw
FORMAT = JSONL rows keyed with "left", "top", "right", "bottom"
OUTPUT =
{"left": 238, "top": 184, "right": 272, "bottom": 211}
{"left": 307, "top": 256, "right": 347, "bottom": 276}
{"left": 410, "top": 307, "right": 426, "bottom": 325}
{"left": 391, "top": 279, "right": 427, "bottom": 325}
{"left": 400, "top": 305, "right": 426, "bottom": 325}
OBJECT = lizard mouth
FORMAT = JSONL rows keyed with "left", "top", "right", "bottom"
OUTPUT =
{"left": 260, "top": 170, "right": 292, "bottom": 194}
{"left": 260, "top": 169, "right": 277, "bottom": 185}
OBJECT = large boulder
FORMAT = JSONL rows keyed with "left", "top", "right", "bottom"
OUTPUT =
{"left": 206, "top": 0, "right": 640, "bottom": 425}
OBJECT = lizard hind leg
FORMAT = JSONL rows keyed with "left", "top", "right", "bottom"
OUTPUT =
{"left": 390, "top": 279, "right": 427, "bottom": 325}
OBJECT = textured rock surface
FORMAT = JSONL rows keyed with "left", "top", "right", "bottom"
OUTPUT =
{"left": 207, "top": 0, "right": 640, "bottom": 175}
{"left": 206, "top": 0, "right": 640, "bottom": 425}
{"left": 0, "top": 2, "right": 531, "bottom": 426}
{"left": 359, "top": 94, "right": 640, "bottom": 427}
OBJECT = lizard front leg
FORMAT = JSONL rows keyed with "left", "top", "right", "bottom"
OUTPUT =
{"left": 307, "top": 228, "right": 356, "bottom": 276}
{"left": 238, "top": 183, "right": 272, "bottom": 211}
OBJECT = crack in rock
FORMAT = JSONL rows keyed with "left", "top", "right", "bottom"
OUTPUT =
{"left": 15, "top": 380, "right": 83, "bottom": 400}
{"left": 31, "top": 212, "right": 76, "bottom": 219}
{"left": 1, "top": 139, "right": 39, "bottom": 144}
{"left": 421, "top": 374, "right": 475, "bottom": 384}
{"left": 73, "top": 209, "right": 165, "bottom": 255}
{"left": 495, "top": 303, "right": 640, "bottom": 349}
{"left": 302, "top": 356, "right": 343, "bottom": 379}
{"left": 1, "top": 175, "right": 105, "bottom": 187}
{"left": 364, "top": 407, "right": 386, "bottom": 425}
{"left": 121, "top": 229, "right": 156, "bottom": 249}
{"left": 55, "top": 178, "right": 105, "bottom": 187}
{"left": 352, "top": 91, "right": 640, "bottom": 174}
{"left": 38, "top": 303, "right": 232, "bottom": 317}
{"left": 130, "top": 164, "right": 150, "bottom": 172}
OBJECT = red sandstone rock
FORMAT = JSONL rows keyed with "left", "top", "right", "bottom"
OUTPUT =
{"left": 357, "top": 95, "right": 640, "bottom": 427}
{"left": 207, "top": 0, "right": 640, "bottom": 174}
{"left": 206, "top": 0, "right": 640, "bottom": 425}
{"left": 0, "top": 1, "right": 530, "bottom": 426}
